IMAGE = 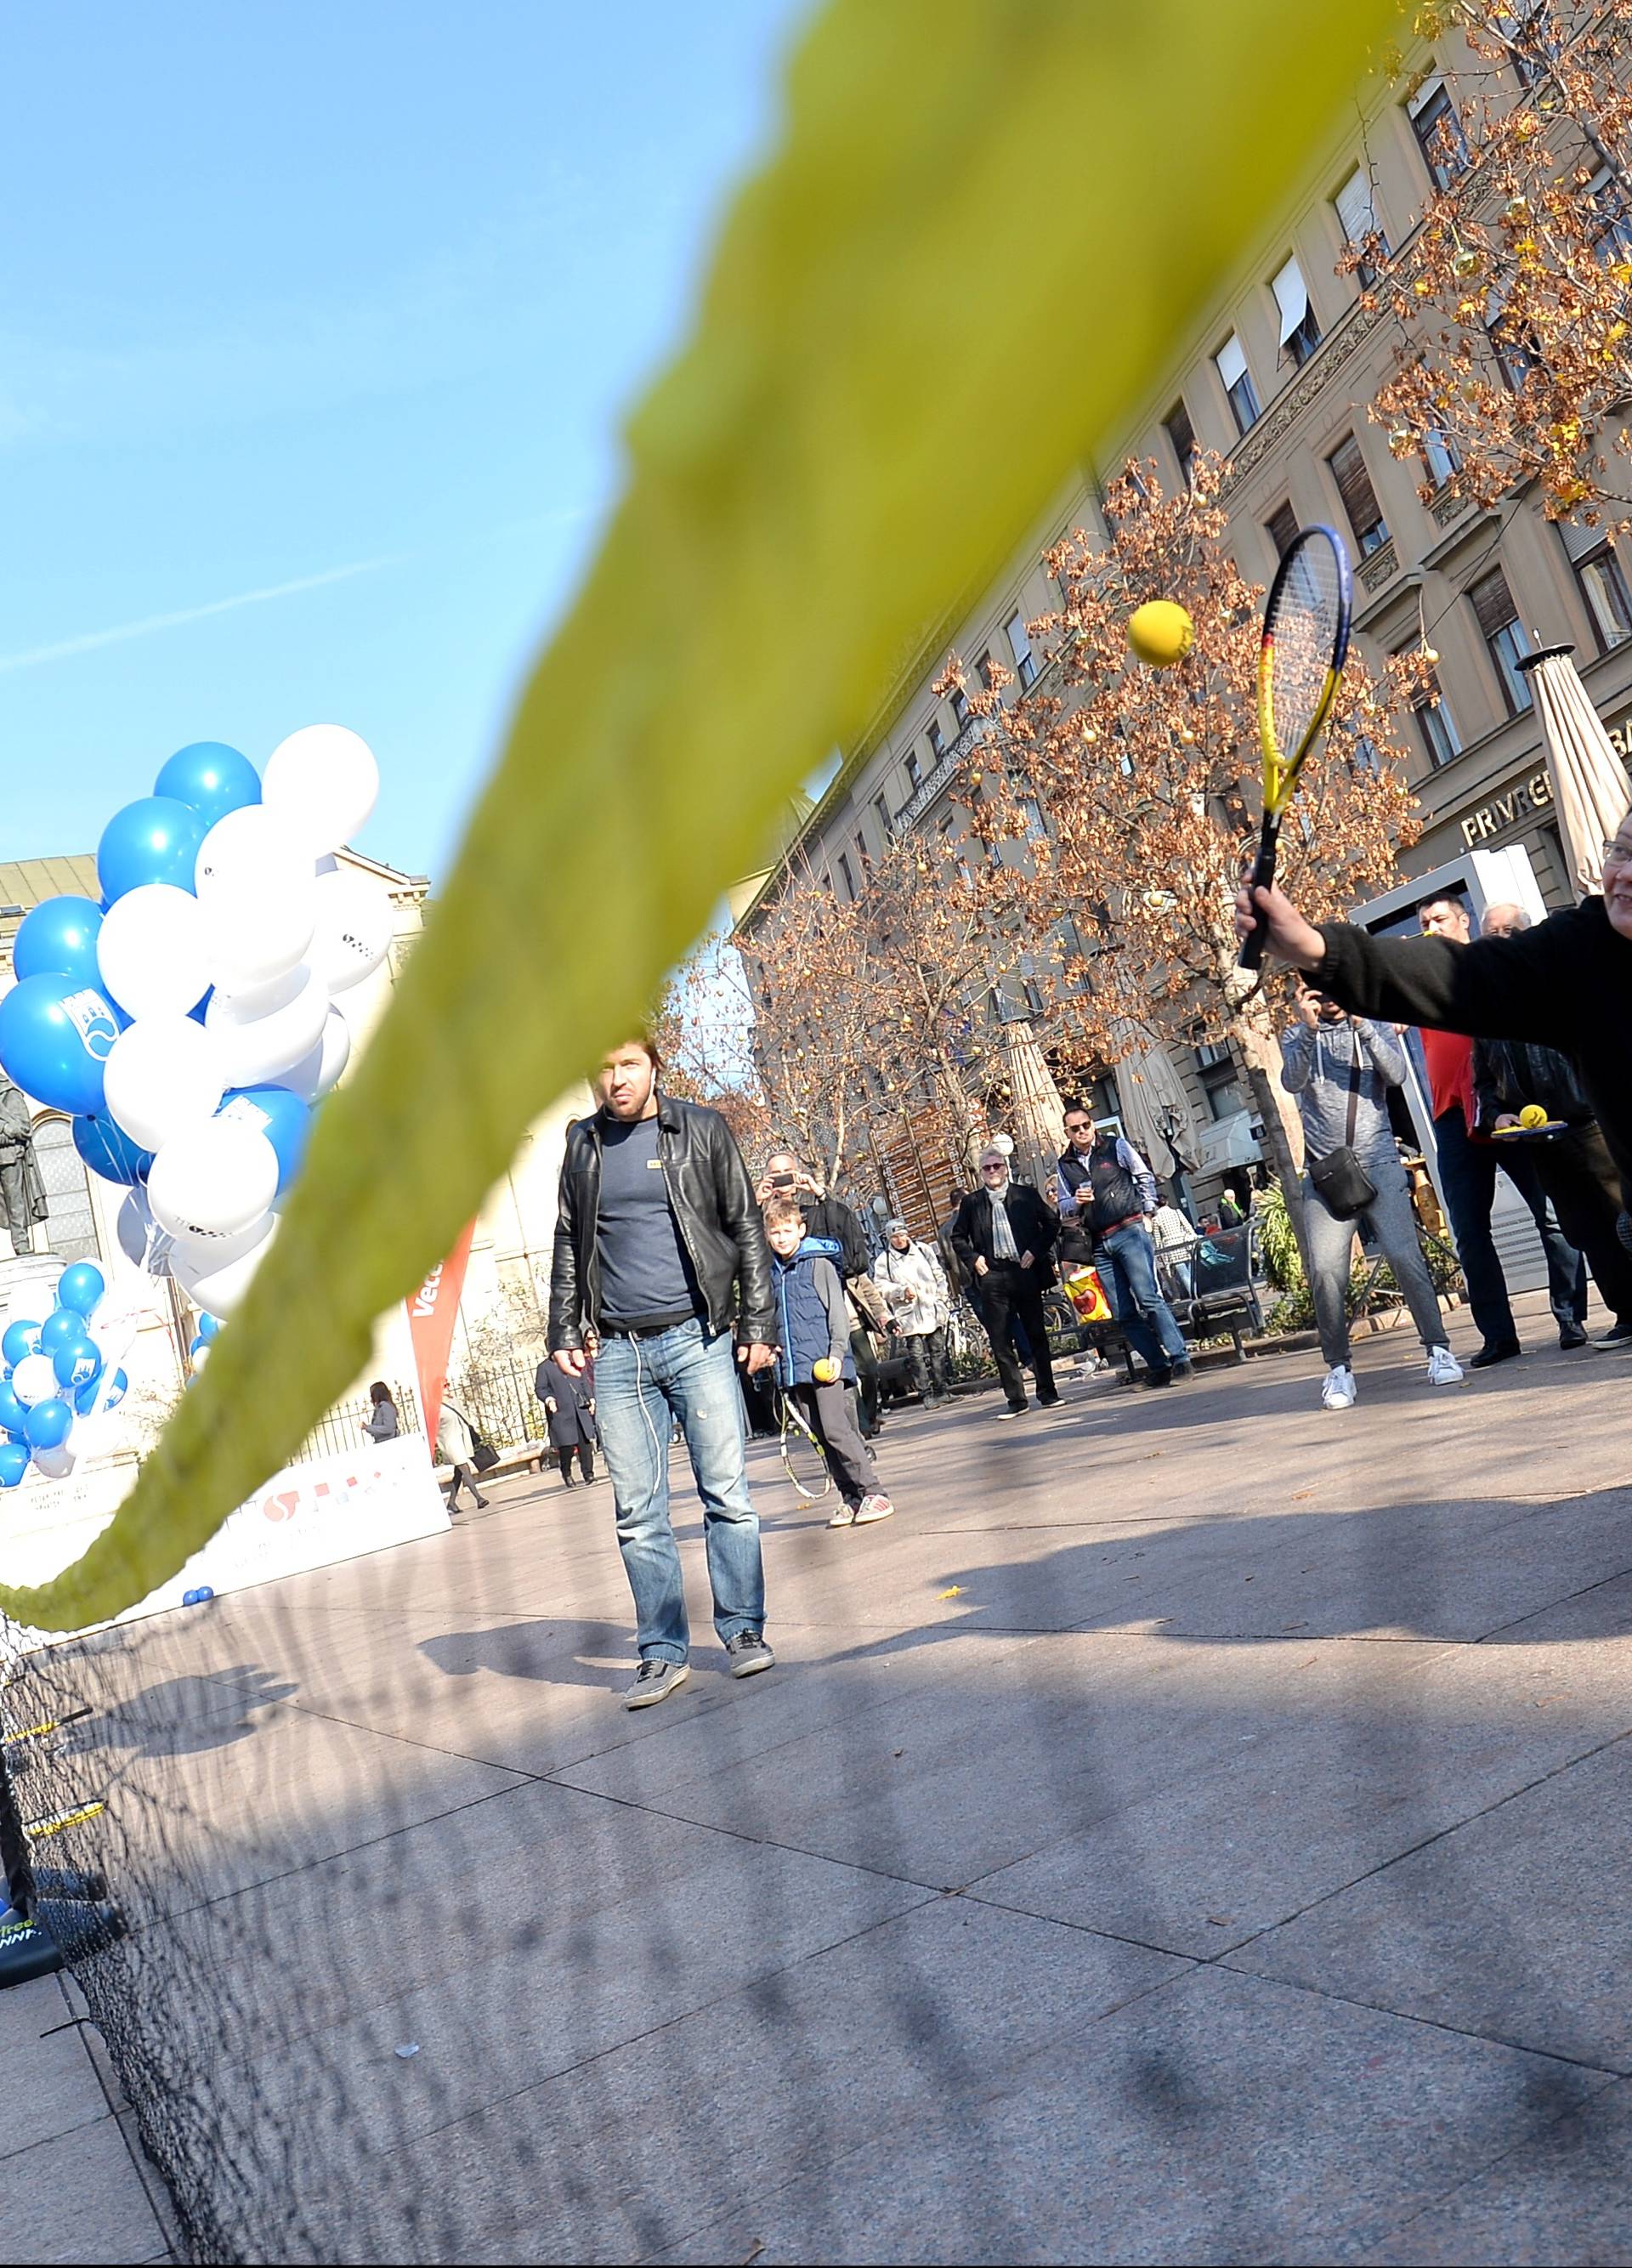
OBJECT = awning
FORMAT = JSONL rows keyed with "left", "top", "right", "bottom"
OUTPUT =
{"left": 1516, "top": 644, "right": 1631, "bottom": 893}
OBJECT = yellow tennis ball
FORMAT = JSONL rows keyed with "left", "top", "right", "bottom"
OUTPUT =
{"left": 1127, "top": 600, "right": 1195, "bottom": 668}
{"left": 1519, "top": 1103, "right": 1549, "bottom": 1129}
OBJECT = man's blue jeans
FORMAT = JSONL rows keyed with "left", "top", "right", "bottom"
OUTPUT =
{"left": 1100, "top": 1222, "right": 1189, "bottom": 1369}
{"left": 594, "top": 1319, "right": 765, "bottom": 1664}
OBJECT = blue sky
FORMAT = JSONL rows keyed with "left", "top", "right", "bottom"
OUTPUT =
{"left": 1, "top": 1, "right": 805, "bottom": 880}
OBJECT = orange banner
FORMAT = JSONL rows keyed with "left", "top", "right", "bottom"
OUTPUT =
{"left": 406, "top": 1219, "right": 477, "bottom": 1446}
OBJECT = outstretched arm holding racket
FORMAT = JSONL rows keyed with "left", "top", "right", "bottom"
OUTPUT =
{"left": 1237, "top": 523, "right": 1354, "bottom": 971}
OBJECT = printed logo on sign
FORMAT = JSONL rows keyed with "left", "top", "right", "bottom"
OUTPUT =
{"left": 218, "top": 1097, "right": 271, "bottom": 1134}
{"left": 411, "top": 1258, "right": 444, "bottom": 1320}
{"left": 61, "top": 989, "right": 120, "bottom": 1062}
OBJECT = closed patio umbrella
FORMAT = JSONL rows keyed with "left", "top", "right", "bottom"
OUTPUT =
{"left": 1516, "top": 644, "right": 1631, "bottom": 895}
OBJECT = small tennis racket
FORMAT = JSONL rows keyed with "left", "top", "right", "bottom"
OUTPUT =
{"left": 776, "top": 1392, "right": 832, "bottom": 1503}
{"left": 1238, "top": 524, "right": 1353, "bottom": 970}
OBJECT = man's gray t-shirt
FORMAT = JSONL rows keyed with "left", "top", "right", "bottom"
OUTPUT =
{"left": 595, "top": 1114, "right": 702, "bottom": 1330}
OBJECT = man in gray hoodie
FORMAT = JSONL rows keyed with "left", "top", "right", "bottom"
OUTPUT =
{"left": 1282, "top": 980, "right": 1464, "bottom": 1410}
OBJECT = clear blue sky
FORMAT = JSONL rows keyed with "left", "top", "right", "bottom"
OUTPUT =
{"left": 1, "top": 1, "right": 806, "bottom": 881}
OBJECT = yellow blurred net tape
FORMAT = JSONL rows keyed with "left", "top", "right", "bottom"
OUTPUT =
{"left": 2, "top": 0, "right": 1394, "bottom": 1631}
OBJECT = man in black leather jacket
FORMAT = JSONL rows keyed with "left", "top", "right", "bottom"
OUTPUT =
{"left": 548, "top": 1038, "right": 778, "bottom": 1710}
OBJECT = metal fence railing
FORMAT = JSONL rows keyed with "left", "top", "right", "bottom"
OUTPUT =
{"left": 300, "top": 1381, "right": 422, "bottom": 1465}
{"left": 443, "top": 1359, "right": 549, "bottom": 1454}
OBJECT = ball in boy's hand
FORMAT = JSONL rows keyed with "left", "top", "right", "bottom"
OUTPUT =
{"left": 813, "top": 1357, "right": 842, "bottom": 1384}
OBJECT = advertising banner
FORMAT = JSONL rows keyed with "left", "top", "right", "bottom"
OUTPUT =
{"left": 406, "top": 1219, "right": 477, "bottom": 1445}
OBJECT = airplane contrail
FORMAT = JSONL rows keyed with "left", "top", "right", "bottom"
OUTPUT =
{"left": 0, "top": 555, "right": 404, "bottom": 674}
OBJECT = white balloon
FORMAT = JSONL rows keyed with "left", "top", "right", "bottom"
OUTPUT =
{"left": 308, "top": 869, "right": 393, "bottom": 994}
{"left": 104, "top": 1017, "right": 224, "bottom": 1153}
{"left": 211, "top": 960, "right": 306, "bottom": 1014}
{"left": 283, "top": 1005, "right": 352, "bottom": 1102}
{"left": 31, "top": 1442, "right": 76, "bottom": 1480}
{"left": 190, "top": 1341, "right": 210, "bottom": 1374}
{"left": 12, "top": 1353, "right": 58, "bottom": 1407}
{"left": 201, "top": 882, "right": 315, "bottom": 997}
{"left": 194, "top": 805, "right": 314, "bottom": 904}
{"left": 96, "top": 886, "right": 209, "bottom": 1021}
{"left": 205, "top": 964, "right": 328, "bottom": 1086}
{"left": 116, "top": 1185, "right": 173, "bottom": 1275}
{"left": 148, "top": 1120, "right": 279, "bottom": 1243}
{"left": 172, "top": 1211, "right": 278, "bottom": 1317}
{"left": 262, "top": 725, "right": 379, "bottom": 854}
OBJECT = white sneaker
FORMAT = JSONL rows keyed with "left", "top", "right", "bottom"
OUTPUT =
{"left": 1320, "top": 1365, "right": 1357, "bottom": 1410}
{"left": 1425, "top": 1345, "right": 1464, "bottom": 1386}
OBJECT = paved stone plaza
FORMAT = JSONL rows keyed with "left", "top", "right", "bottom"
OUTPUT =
{"left": 8, "top": 1288, "right": 1632, "bottom": 2264}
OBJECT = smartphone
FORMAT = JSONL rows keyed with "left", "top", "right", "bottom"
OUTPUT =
{"left": 768, "top": 1172, "right": 796, "bottom": 1191}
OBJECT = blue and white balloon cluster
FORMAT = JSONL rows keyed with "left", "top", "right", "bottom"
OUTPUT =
{"left": 0, "top": 1262, "right": 128, "bottom": 1487}
{"left": 0, "top": 728, "right": 391, "bottom": 1453}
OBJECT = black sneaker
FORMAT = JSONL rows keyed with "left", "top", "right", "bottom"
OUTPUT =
{"left": 1470, "top": 1341, "right": 1522, "bottom": 1369}
{"left": 995, "top": 1402, "right": 1029, "bottom": 1420}
{"left": 623, "top": 1658, "right": 690, "bottom": 1710}
{"left": 1143, "top": 1368, "right": 1175, "bottom": 1389}
{"left": 1172, "top": 1359, "right": 1195, "bottom": 1381}
{"left": 1594, "top": 1321, "right": 1632, "bottom": 1349}
{"left": 726, "top": 1631, "right": 775, "bottom": 1679}
{"left": 1560, "top": 1325, "right": 1590, "bottom": 1350}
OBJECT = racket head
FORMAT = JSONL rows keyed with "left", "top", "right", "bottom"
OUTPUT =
{"left": 1257, "top": 524, "right": 1352, "bottom": 813}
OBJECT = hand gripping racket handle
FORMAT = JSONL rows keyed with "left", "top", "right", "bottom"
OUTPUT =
{"left": 1237, "top": 814, "right": 1279, "bottom": 972}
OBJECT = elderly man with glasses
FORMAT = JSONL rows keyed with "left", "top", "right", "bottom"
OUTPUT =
{"left": 950, "top": 1148, "right": 1062, "bottom": 1418}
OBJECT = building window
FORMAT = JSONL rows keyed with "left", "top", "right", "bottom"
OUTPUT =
{"left": 1193, "top": 1041, "right": 1244, "bottom": 1122}
{"left": 1468, "top": 566, "right": 1534, "bottom": 714}
{"left": 976, "top": 649, "right": 997, "bottom": 692}
{"left": 1488, "top": 292, "right": 1541, "bottom": 392}
{"left": 926, "top": 719, "right": 946, "bottom": 762}
{"left": 854, "top": 830, "right": 870, "bottom": 876}
{"left": 1392, "top": 639, "right": 1463, "bottom": 768}
{"left": 951, "top": 683, "right": 970, "bottom": 729}
{"left": 1327, "top": 433, "right": 1389, "bottom": 556}
{"left": 33, "top": 1115, "right": 99, "bottom": 1264}
{"left": 1408, "top": 74, "right": 1467, "bottom": 190}
{"left": 904, "top": 746, "right": 922, "bottom": 790}
{"left": 1558, "top": 520, "right": 1632, "bottom": 652}
{"left": 1005, "top": 610, "right": 1039, "bottom": 687}
{"left": 872, "top": 793, "right": 892, "bottom": 842}
{"left": 1266, "top": 501, "right": 1300, "bottom": 559}
{"left": 1272, "top": 254, "right": 1323, "bottom": 368}
{"left": 1163, "top": 400, "right": 1198, "bottom": 487}
{"left": 1215, "top": 333, "right": 1261, "bottom": 435}
{"left": 1333, "top": 167, "right": 1390, "bottom": 286}
{"left": 1422, "top": 424, "right": 1461, "bottom": 489}
{"left": 836, "top": 852, "right": 856, "bottom": 900}
{"left": 1585, "top": 162, "right": 1632, "bottom": 264}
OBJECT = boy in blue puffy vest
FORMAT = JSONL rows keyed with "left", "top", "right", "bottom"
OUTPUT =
{"left": 763, "top": 1199, "right": 894, "bottom": 1528}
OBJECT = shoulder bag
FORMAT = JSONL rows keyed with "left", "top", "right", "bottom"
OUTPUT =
{"left": 1306, "top": 1043, "right": 1378, "bottom": 1222}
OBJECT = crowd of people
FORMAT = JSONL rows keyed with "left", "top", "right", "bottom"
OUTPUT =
{"left": 518, "top": 831, "right": 1632, "bottom": 1713}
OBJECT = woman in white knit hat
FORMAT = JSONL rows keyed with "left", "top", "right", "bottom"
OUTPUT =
{"left": 871, "top": 1218, "right": 955, "bottom": 1409}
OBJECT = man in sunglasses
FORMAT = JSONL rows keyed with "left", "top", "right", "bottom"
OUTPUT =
{"left": 1057, "top": 1103, "right": 1191, "bottom": 1387}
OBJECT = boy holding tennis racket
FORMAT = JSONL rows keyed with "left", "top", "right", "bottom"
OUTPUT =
{"left": 763, "top": 1199, "right": 895, "bottom": 1529}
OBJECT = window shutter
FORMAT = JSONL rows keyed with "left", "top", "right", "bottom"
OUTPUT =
{"left": 1266, "top": 502, "right": 1300, "bottom": 558}
{"left": 1334, "top": 169, "right": 1378, "bottom": 247}
{"left": 1272, "top": 257, "right": 1310, "bottom": 345}
{"left": 1407, "top": 72, "right": 1445, "bottom": 120}
{"left": 1557, "top": 516, "right": 1604, "bottom": 564}
{"left": 1329, "top": 435, "right": 1382, "bottom": 542}
{"left": 1216, "top": 333, "right": 1248, "bottom": 389}
{"left": 1164, "top": 400, "right": 1196, "bottom": 473}
{"left": 1470, "top": 568, "right": 1519, "bottom": 642}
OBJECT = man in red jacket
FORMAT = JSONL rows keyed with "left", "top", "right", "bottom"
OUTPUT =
{"left": 1409, "top": 891, "right": 1585, "bottom": 1364}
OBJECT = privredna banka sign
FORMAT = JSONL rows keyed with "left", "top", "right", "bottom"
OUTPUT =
{"left": 1458, "top": 768, "right": 1553, "bottom": 848}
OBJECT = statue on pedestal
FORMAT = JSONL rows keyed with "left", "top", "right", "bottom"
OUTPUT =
{"left": 0, "top": 1084, "right": 49, "bottom": 1259}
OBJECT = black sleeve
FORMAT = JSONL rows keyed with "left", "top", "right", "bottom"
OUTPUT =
{"left": 950, "top": 1195, "right": 983, "bottom": 1277}
{"left": 1471, "top": 1038, "right": 1505, "bottom": 1131}
{"left": 829, "top": 1199, "right": 870, "bottom": 1281}
{"left": 1315, "top": 910, "right": 1591, "bottom": 1049}
{"left": 1024, "top": 1190, "right": 1059, "bottom": 1257}
{"left": 711, "top": 1115, "right": 777, "bottom": 1344}
{"left": 547, "top": 1145, "right": 584, "bottom": 1351}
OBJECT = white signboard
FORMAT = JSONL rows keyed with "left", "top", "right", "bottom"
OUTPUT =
{"left": 1, "top": 1432, "right": 450, "bottom": 1639}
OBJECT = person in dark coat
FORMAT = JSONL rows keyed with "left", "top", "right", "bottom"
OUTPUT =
{"left": 536, "top": 1353, "right": 598, "bottom": 1486}
{"left": 950, "top": 1146, "right": 1062, "bottom": 1417}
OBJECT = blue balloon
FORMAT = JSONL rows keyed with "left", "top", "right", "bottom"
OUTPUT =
{"left": 0, "top": 1442, "right": 29, "bottom": 1488}
{"left": 0, "top": 1322, "right": 40, "bottom": 1370}
{"left": 71, "top": 1114, "right": 152, "bottom": 1187}
{"left": 0, "top": 974, "right": 117, "bottom": 1114}
{"left": 96, "top": 796, "right": 206, "bottom": 904}
{"left": 189, "top": 988, "right": 214, "bottom": 1025}
{"left": 24, "top": 1398, "right": 73, "bottom": 1451}
{"left": 38, "top": 1308, "right": 87, "bottom": 1359}
{"left": 55, "top": 1261, "right": 106, "bottom": 1318}
{"left": 73, "top": 1366, "right": 120, "bottom": 1416}
{"left": 52, "top": 1336, "right": 102, "bottom": 1393}
{"left": 154, "top": 742, "right": 262, "bottom": 830}
{"left": 0, "top": 1378, "right": 27, "bottom": 1434}
{"left": 218, "top": 1086, "right": 311, "bottom": 1194}
{"left": 196, "top": 1313, "right": 222, "bottom": 1344}
{"left": 12, "top": 895, "right": 104, "bottom": 986}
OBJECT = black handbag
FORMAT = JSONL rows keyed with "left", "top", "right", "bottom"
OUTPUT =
{"left": 451, "top": 1403, "right": 500, "bottom": 1471}
{"left": 1306, "top": 1045, "right": 1378, "bottom": 1222}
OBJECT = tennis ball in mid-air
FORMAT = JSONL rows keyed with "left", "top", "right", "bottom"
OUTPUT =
{"left": 1519, "top": 1103, "right": 1549, "bottom": 1129}
{"left": 1127, "top": 600, "right": 1195, "bottom": 668}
